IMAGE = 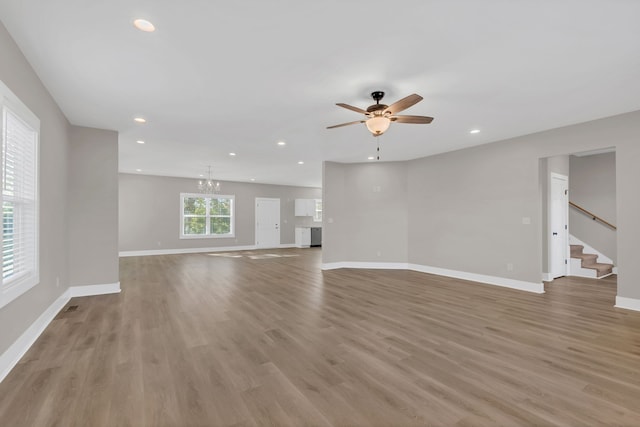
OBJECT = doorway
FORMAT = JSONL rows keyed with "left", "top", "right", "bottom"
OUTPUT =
{"left": 549, "top": 173, "right": 569, "bottom": 279}
{"left": 255, "top": 198, "right": 280, "bottom": 248}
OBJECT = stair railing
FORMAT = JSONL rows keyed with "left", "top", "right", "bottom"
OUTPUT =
{"left": 569, "top": 201, "right": 617, "bottom": 230}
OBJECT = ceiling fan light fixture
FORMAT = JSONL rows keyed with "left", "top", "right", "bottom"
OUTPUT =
{"left": 366, "top": 116, "right": 391, "bottom": 136}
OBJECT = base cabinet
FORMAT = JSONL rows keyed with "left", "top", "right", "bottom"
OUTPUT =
{"left": 295, "top": 227, "right": 311, "bottom": 248}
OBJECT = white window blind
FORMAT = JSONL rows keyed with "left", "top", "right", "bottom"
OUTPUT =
{"left": 1, "top": 81, "right": 40, "bottom": 308}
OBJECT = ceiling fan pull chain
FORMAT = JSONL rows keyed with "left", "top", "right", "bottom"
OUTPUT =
{"left": 377, "top": 139, "right": 380, "bottom": 161}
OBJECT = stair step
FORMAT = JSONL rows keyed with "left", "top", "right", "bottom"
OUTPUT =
{"left": 584, "top": 262, "right": 614, "bottom": 277}
{"left": 568, "top": 244, "right": 614, "bottom": 278}
{"left": 570, "top": 244, "right": 584, "bottom": 256}
{"left": 572, "top": 253, "right": 598, "bottom": 265}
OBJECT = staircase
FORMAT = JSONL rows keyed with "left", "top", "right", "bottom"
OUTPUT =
{"left": 570, "top": 244, "right": 614, "bottom": 278}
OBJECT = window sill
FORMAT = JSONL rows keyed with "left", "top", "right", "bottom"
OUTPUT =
{"left": 179, "top": 234, "right": 236, "bottom": 240}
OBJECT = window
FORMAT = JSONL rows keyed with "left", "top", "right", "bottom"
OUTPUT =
{"left": 1, "top": 80, "right": 39, "bottom": 309}
{"left": 180, "top": 193, "right": 235, "bottom": 238}
{"left": 313, "top": 199, "right": 322, "bottom": 222}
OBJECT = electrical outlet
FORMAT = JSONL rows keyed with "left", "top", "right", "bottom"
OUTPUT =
{"left": 56, "top": 277, "right": 60, "bottom": 288}
{"left": 376, "top": 250, "right": 382, "bottom": 257}
{"left": 507, "top": 263, "right": 514, "bottom": 271}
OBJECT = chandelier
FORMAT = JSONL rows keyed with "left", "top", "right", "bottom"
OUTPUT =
{"left": 197, "top": 166, "right": 221, "bottom": 194}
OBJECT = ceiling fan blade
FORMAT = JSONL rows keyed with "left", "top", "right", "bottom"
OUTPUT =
{"left": 326, "top": 120, "right": 365, "bottom": 129}
{"left": 391, "top": 115, "right": 434, "bottom": 124}
{"left": 384, "top": 94, "right": 423, "bottom": 114}
{"left": 336, "top": 103, "right": 368, "bottom": 114}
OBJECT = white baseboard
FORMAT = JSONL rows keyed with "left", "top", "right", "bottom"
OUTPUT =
{"left": 0, "top": 281, "right": 122, "bottom": 384}
{"left": 119, "top": 244, "right": 298, "bottom": 257}
{"left": 321, "top": 261, "right": 544, "bottom": 294}
{"left": 70, "top": 282, "right": 120, "bottom": 297}
{"left": 542, "top": 273, "right": 553, "bottom": 282}
{"left": 321, "top": 261, "right": 408, "bottom": 270}
{"left": 0, "top": 290, "right": 69, "bottom": 383}
{"left": 615, "top": 296, "right": 640, "bottom": 312}
{"left": 409, "top": 264, "right": 545, "bottom": 294}
{"left": 119, "top": 245, "right": 257, "bottom": 257}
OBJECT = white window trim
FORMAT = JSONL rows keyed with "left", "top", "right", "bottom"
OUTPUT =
{"left": 313, "top": 198, "right": 322, "bottom": 223}
{"left": 0, "top": 80, "right": 40, "bottom": 309}
{"left": 179, "top": 192, "right": 235, "bottom": 239}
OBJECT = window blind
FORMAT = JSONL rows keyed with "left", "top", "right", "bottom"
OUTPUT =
{"left": 2, "top": 105, "right": 38, "bottom": 288}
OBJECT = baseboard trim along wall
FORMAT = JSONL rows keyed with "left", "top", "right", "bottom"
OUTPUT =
{"left": 0, "top": 281, "right": 121, "bottom": 384}
{"left": 321, "top": 261, "right": 545, "bottom": 294}
{"left": 542, "top": 273, "right": 554, "bottom": 282}
{"left": 409, "top": 264, "right": 545, "bottom": 294}
{"left": 119, "top": 244, "right": 297, "bottom": 257}
{"left": 321, "top": 261, "right": 410, "bottom": 270}
{"left": 615, "top": 296, "right": 640, "bottom": 312}
{"left": 70, "top": 282, "right": 121, "bottom": 297}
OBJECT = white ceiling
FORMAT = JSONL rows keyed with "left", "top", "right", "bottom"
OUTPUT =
{"left": 1, "top": 1, "right": 639, "bottom": 188}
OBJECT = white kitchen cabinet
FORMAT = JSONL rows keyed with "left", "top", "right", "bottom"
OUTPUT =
{"left": 295, "top": 227, "right": 311, "bottom": 248}
{"left": 294, "top": 199, "right": 315, "bottom": 216}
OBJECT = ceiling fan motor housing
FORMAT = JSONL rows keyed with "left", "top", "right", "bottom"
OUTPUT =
{"left": 367, "top": 91, "right": 388, "bottom": 114}
{"left": 367, "top": 104, "right": 388, "bottom": 114}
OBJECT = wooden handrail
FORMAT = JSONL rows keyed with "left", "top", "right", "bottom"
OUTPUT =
{"left": 569, "top": 201, "right": 617, "bottom": 230}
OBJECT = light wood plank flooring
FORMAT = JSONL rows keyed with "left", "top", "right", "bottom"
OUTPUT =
{"left": 1, "top": 248, "right": 640, "bottom": 426}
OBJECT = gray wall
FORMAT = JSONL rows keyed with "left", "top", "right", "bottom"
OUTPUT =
{"left": 0, "top": 21, "right": 120, "bottom": 358}
{"left": 323, "top": 161, "right": 408, "bottom": 264}
{"left": 68, "top": 126, "right": 119, "bottom": 285}
{"left": 323, "top": 110, "right": 640, "bottom": 300}
{"left": 407, "top": 140, "right": 541, "bottom": 282}
{"left": 0, "top": 22, "right": 70, "bottom": 354}
{"left": 119, "top": 173, "right": 321, "bottom": 252}
{"left": 569, "top": 152, "right": 617, "bottom": 261}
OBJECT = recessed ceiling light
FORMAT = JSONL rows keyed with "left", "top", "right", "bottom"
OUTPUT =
{"left": 368, "top": 156, "right": 375, "bottom": 160}
{"left": 470, "top": 129, "right": 480, "bottom": 134}
{"left": 250, "top": 178, "right": 256, "bottom": 181}
{"left": 134, "top": 117, "right": 146, "bottom": 123}
{"left": 136, "top": 140, "right": 145, "bottom": 144}
{"left": 277, "top": 141, "right": 286, "bottom": 146}
{"left": 298, "top": 161, "right": 304, "bottom": 165}
{"left": 199, "top": 174, "right": 204, "bottom": 177}
{"left": 133, "top": 19, "right": 155, "bottom": 32}
{"left": 229, "top": 152, "right": 236, "bottom": 156}
{"left": 135, "top": 168, "right": 142, "bottom": 172}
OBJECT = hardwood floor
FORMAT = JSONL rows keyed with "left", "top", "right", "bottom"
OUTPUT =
{"left": 1, "top": 248, "right": 640, "bottom": 426}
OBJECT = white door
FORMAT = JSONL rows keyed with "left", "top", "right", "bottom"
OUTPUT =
{"left": 255, "top": 198, "right": 280, "bottom": 248}
{"left": 549, "top": 173, "right": 569, "bottom": 279}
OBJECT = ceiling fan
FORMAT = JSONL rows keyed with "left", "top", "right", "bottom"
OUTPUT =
{"left": 327, "top": 91, "right": 434, "bottom": 137}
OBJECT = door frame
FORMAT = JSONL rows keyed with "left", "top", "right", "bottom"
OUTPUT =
{"left": 255, "top": 197, "right": 281, "bottom": 248}
{"left": 548, "top": 172, "right": 569, "bottom": 279}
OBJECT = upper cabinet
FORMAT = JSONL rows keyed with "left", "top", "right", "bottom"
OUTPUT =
{"left": 294, "top": 199, "right": 314, "bottom": 216}
{"left": 295, "top": 199, "right": 322, "bottom": 222}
